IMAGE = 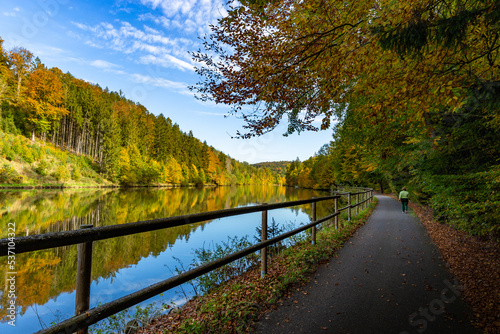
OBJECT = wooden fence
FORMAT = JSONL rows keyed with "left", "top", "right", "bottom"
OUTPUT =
{"left": 0, "top": 188, "right": 373, "bottom": 334}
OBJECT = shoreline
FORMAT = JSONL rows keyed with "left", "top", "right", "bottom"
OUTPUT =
{"left": 0, "top": 183, "right": 289, "bottom": 190}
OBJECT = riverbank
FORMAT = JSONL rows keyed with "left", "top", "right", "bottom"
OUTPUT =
{"left": 136, "top": 199, "right": 377, "bottom": 334}
{"left": 0, "top": 182, "right": 219, "bottom": 190}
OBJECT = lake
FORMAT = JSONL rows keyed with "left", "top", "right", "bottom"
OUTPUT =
{"left": 0, "top": 185, "right": 336, "bottom": 333}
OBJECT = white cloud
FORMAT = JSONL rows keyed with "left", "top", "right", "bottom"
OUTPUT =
{"left": 90, "top": 59, "right": 121, "bottom": 70}
{"left": 72, "top": 20, "right": 196, "bottom": 65}
{"left": 66, "top": 56, "right": 188, "bottom": 94}
{"left": 3, "top": 7, "right": 21, "bottom": 16}
{"left": 138, "top": 13, "right": 171, "bottom": 29}
{"left": 141, "top": 0, "right": 197, "bottom": 17}
{"left": 139, "top": 54, "right": 194, "bottom": 72}
{"left": 195, "top": 110, "right": 226, "bottom": 116}
{"left": 68, "top": 2, "right": 229, "bottom": 99}
{"left": 139, "top": 0, "right": 227, "bottom": 35}
{"left": 84, "top": 40, "right": 104, "bottom": 49}
{"left": 143, "top": 25, "right": 161, "bottom": 35}
{"left": 130, "top": 73, "right": 187, "bottom": 91}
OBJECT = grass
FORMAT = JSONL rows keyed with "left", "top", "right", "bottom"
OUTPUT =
{"left": 0, "top": 130, "right": 113, "bottom": 188}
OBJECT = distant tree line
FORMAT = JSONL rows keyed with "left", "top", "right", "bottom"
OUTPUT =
{"left": 252, "top": 161, "right": 290, "bottom": 176}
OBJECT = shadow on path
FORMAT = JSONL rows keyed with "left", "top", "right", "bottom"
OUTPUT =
{"left": 252, "top": 195, "right": 476, "bottom": 334}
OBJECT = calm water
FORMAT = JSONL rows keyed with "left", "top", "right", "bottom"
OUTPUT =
{"left": 0, "top": 186, "right": 334, "bottom": 333}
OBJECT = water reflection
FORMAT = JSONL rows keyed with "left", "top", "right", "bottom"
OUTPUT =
{"left": 0, "top": 186, "right": 332, "bottom": 333}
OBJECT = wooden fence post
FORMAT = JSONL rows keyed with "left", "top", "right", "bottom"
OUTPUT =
{"left": 311, "top": 200, "right": 316, "bottom": 245}
{"left": 261, "top": 204, "right": 268, "bottom": 278}
{"left": 335, "top": 197, "right": 339, "bottom": 229}
{"left": 348, "top": 193, "right": 352, "bottom": 221}
{"left": 356, "top": 193, "right": 360, "bottom": 215}
{"left": 75, "top": 224, "right": 93, "bottom": 334}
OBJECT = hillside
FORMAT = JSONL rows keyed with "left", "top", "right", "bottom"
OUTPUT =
{"left": 0, "top": 129, "right": 285, "bottom": 187}
{"left": 0, "top": 39, "right": 284, "bottom": 187}
{"left": 0, "top": 130, "right": 110, "bottom": 187}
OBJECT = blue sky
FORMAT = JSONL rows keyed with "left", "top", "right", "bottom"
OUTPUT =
{"left": 0, "top": 0, "right": 334, "bottom": 164}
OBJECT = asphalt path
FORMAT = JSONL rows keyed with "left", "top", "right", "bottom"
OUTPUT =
{"left": 252, "top": 195, "right": 477, "bottom": 334}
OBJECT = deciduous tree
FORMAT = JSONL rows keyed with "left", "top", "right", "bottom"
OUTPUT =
{"left": 24, "top": 64, "right": 67, "bottom": 140}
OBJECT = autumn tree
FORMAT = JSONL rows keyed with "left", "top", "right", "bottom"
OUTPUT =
{"left": 285, "top": 158, "right": 301, "bottom": 186}
{"left": 0, "top": 38, "right": 14, "bottom": 108}
{"left": 7, "top": 47, "right": 35, "bottom": 100}
{"left": 192, "top": 0, "right": 499, "bottom": 138}
{"left": 24, "top": 64, "right": 67, "bottom": 140}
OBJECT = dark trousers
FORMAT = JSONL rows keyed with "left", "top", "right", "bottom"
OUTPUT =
{"left": 401, "top": 198, "right": 408, "bottom": 212}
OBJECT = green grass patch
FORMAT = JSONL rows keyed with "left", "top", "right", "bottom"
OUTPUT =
{"left": 0, "top": 130, "right": 113, "bottom": 187}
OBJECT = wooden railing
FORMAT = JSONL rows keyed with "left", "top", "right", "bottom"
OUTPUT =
{"left": 0, "top": 188, "right": 373, "bottom": 334}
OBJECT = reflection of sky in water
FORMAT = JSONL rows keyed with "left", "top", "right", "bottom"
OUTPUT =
{"left": 3, "top": 206, "right": 311, "bottom": 334}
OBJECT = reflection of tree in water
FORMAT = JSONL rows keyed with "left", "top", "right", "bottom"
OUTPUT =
{"left": 0, "top": 189, "right": 112, "bottom": 236}
{"left": 0, "top": 185, "right": 329, "bottom": 321}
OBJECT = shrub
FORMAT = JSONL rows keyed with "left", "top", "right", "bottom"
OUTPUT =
{"left": 0, "top": 163, "right": 23, "bottom": 184}
{"left": 35, "top": 160, "right": 49, "bottom": 176}
{"left": 2, "top": 145, "right": 15, "bottom": 161}
{"left": 53, "top": 165, "right": 69, "bottom": 181}
{"left": 429, "top": 168, "right": 500, "bottom": 238}
{"left": 30, "top": 144, "right": 43, "bottom": 161}
{"left": 120, "top": 170, "right": 139, "bottom": 185}
{"left": 72, "top": 165, "right": 81, "bottom": 181}
{"left": 0, "top": 114, "right": 20, "bottom": 134}
{"left": 20, "top": 145, "right": 35, "bottom": 163}
{"left": 255, "top": 218, "right": 286, "bottom": 256}
{"left": 141, "top": 162, "right": 161, "bottom": 184}
{"left": 190, "top": 236, "right": 258, "bottom": 294}
{"left": 11, "top": 137, "right": 23, "bottom": 154}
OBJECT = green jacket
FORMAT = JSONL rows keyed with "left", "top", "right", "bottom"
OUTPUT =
{"left": 399, "top": 190, "right": 409, "bottom": 200}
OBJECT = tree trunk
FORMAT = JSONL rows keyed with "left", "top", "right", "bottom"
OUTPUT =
{"left": 68, "top": 117, "right": 73, "bottom": 152}
{"left": 51, "top": 128, "right": 56, "bottom": 145}
{"left": 61, "top": 116, "right": 66, "bottom": 149}
{"left": 95, "top": 124, "right": 100, "bottom": 161}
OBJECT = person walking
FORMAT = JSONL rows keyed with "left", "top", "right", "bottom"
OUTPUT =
{"left": 399, "top": 187, "right": 409, "bottom": 213}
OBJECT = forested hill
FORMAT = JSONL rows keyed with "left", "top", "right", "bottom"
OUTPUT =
{"left": 0, "top": 38, "right": 283, "bottom": 186}
{"left": 253, "top": 161, "right": 291, "bottom": 176}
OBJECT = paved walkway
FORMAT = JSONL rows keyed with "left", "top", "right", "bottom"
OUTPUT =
{"left": 252, "top": 195, "right": 476, "bottom": 334}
